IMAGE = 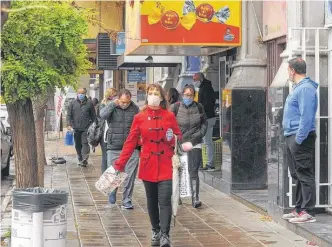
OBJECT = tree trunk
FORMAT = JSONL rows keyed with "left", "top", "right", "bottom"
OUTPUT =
{"left": 7, "top": 99, "right": 38, "bottom": 188}
{"left": 32, "top": 95, "right": 49, "bottom": 187}
{"left": 1, "top": 1, "right": 11, "bottom": 28}
{"left": 32, "top": 89, "right": 54, "bottom": 186}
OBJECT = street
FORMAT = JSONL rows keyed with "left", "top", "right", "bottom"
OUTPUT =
{"left": 1, "top": 140, "right": 313, "bottom": 247}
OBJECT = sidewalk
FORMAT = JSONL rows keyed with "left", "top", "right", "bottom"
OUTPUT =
{"left": 1, "top": 140, "right": 315, "bottom": 247}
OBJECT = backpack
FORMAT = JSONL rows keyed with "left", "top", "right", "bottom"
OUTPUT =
{"left": 87, "top": 121, "right": 103, "bottom": 147}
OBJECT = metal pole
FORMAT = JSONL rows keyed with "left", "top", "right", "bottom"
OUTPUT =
{"left": 302, "top": 29, "right": 306, "bottom": 61}
{"left": 315, "top": 29, "right": 320, "bottom": 206}
{"left": 328, "top": 29, "right": 332, "bottom": 207}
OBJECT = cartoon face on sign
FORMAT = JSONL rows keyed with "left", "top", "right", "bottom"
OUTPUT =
{"left": 224, "top": 28, "right": 234, "bottom": 41}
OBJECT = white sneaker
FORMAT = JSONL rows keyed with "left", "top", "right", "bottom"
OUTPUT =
{"left": 289, "top": 211, "right": 316, "bottom": 224}
{"left": 282, "top": 210, "right": 299, "bottom": 220}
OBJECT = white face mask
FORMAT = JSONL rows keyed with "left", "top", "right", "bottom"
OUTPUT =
{"left": 147, "top": 95, "right": 162, "bottom": 107}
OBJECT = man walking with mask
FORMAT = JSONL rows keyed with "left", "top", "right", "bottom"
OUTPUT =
{"left": 67, "top": 88, "right": 96, "bottom": 167}
{"left": 193, "top": 73, "right": 216, "bottom": 171}
{"left": 100, "top": 89, "right": 140, "bottom": 209}
{"left": 282, "top": 58, "right": 318, "bottom": 224}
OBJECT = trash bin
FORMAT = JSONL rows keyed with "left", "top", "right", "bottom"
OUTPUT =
{"left": 11, "top": 187, "right": 68, "bottom": 247}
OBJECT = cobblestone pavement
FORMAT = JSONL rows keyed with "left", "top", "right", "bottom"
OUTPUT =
{"left": 1, "top": 139, "right": 312, "bottom": 247}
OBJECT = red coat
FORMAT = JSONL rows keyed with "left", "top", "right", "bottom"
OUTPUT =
{"left": 114, "top": 107, "right": 182, "bottom": 182}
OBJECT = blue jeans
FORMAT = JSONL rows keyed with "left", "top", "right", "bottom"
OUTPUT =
{"left": 203, "top": 117, "right": 216, "bottom": 167}
{"left": 107, "top": 149, "right": 139, "bottom": 204}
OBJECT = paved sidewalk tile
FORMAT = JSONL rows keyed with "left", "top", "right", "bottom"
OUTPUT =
{"left": 2, "top": 140, "right": 312, "bottom": 247}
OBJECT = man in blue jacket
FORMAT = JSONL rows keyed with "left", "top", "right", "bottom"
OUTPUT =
{"left": 282, "top": 58, "right": 318, "bottom": 224}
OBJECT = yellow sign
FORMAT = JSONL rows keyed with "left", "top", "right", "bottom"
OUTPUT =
{"left": 140, "top": 0, "right": 241, "bottom": 46}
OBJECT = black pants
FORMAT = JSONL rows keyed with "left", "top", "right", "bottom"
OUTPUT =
{"left": 143, "top": 180, "right": 172, "bottom": 235}
{"left": 285, "top": 132, "right": 316, "bottom": 215}
{"left": 188, "top": 148, "right": 202, "bottom": 199}
{"left": 100, "top": 138, "right": 107, "bottom": 173}
{"left": 73, "top": 129, "right": 90, "bottom": 162}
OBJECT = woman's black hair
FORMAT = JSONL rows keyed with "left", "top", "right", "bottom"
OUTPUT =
{"left": 167, "top": 88, "right": 180, "bottom": 104}
{"left": 92, "top": 98, "right": 99, "bottom": 106}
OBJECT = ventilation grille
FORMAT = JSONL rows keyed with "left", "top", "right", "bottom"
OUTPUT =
{"left": 97, "top": 33, "right": 119, "bottom": 70}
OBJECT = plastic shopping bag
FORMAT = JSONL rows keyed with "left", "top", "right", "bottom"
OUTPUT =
{"left": 179, "top": 153, "right": 192, "bottom": 198}
{"left": 95, "top": 166, "right": 128, "bottom": 196}
{"left": 65, "top": 131, "right": 74, "bottom": 146}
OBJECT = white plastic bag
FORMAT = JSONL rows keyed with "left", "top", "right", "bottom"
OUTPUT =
{"left": 179, "top": 154, "right": 192, "bottom": 198}
{"left": 103, "top": 121, "right": 109, "bottom": 143}
{"left": 95, "top": 166, "right": 128, "bottom": 196}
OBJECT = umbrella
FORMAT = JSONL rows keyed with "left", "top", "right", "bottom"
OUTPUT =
{"left": 172, "top": 135, "right": 181, "bottom": 226}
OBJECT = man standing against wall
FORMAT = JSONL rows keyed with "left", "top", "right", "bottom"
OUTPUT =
{"left": 282, "top": 58, "right": 318, "bottom": 224}
{"left": 100, "top": 89, "right": 140, "bottom": 209}
{"left": 193, "top": 73, "right": 216, "bottom": 171}
{"left": 67, "top": 88, "right": 96, "bottom": 167}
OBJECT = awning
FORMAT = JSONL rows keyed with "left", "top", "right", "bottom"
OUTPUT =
{"left": 117, "top": 55, "right": 182, "bottom": 68}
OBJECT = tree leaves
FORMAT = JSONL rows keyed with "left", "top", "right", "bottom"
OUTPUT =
{"left": 1, "top": 0, "right": 91, "bottom": 103}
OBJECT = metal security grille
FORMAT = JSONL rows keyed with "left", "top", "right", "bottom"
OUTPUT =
{"left": 286, "top": 27, "right": 331, "bottom": 209}
{"left": 96, "top": 33, "right": 118, "bottom": 70}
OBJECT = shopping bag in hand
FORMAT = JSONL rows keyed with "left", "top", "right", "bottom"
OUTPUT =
{"left": 65, "top": 131, "right": 74, "bottom": 146}
{"left": 95, "top": 166, "right": 128, "bottom": 196}
{"left": 179, "top": 153, "right": 192, "bottom": 198}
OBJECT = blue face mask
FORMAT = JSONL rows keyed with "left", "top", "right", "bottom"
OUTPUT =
{"left": 78, "top": 94, "right": 86, "bottom": 101}
{"left": 183, "top": 97, "right": 193, "bottom": 106}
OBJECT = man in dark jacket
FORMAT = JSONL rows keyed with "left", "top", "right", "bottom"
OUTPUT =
{"left": 67, "top": 88, "right": 96, "bottom": 167}
{"left": 100, "top": 89, "right": 139, "bottom": 209}
{"left": 193, "top": 73, "right": 216, "bottom": 170}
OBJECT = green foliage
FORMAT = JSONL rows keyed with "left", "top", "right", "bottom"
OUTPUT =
{"left": 1, "top": 0, "right": 92, "bottom": 103}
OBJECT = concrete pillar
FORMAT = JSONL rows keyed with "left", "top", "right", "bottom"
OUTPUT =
{"left": 226, "top": 1, "right": 266, "bottom": 88}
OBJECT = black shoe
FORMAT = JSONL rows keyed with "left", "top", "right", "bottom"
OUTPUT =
{"left": 206, "top": 165, "right": 215, "bottom": 171}
{"left": 151, "top": 230, "right": 160, "bottom": 246}
{"left": 193, "top": 200, "right": 202, "bottom": 208}
{"left": 160, "top": 234, "right": 171, "bottom": 247}
{"left": 199, "top": 166, "right": 208, "bottom": 171}
{"left": 81, "top": 160, "right": 88, "bottom": 167}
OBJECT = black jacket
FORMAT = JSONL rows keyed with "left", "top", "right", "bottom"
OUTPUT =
{"left": 100, "top": 101, "right": 139, "bottom": 150}
{"left": 66, "top": 98, "right": 96, "bottom": 131}
{"left": 198, "top": 79, "right": 216, "bottom": 119}
{"left": 170, "top": 101, "right": 207, "bottom": 146}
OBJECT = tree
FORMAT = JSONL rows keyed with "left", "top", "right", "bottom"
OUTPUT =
{"left": 1, "top": 1, "right": 91, "bottom": 188}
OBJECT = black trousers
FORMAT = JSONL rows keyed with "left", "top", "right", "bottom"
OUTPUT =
{"left": 188, "top": 148, "right": 202, "bottom": 199}
{"left": 285, "top": 132, "right": 316, "bottom": 215}
{"left": 73, "top": 129, "right": 90, "bottom": 161}
{"left": 100, "top": 138, "right": 107, "bottom": 173}
{"left": 143, "top": 180, "right": 172, "bottom": 235}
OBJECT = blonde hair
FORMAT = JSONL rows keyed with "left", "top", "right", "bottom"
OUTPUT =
{"left": 102, "top": 88, "right": 118, "bottom": 104}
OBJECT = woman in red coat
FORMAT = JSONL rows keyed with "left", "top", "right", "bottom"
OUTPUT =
{"left": 114, "top": 84, "right": 182, "bottom": 247}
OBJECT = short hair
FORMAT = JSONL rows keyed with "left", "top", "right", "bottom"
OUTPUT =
{"left": 78, "top": 88, "right": 87, "bottom": 93}
{"left": 183, "top": 84, "right": 195, "bottom": 95}
{"left": 193, "top": 72, "right": 205, "bottom": 80}
{"left": 118, "top": 89, "right": 131, "bottom": 98}
{"left": 288, "top": 57, "right": 306, "bottom": 74}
